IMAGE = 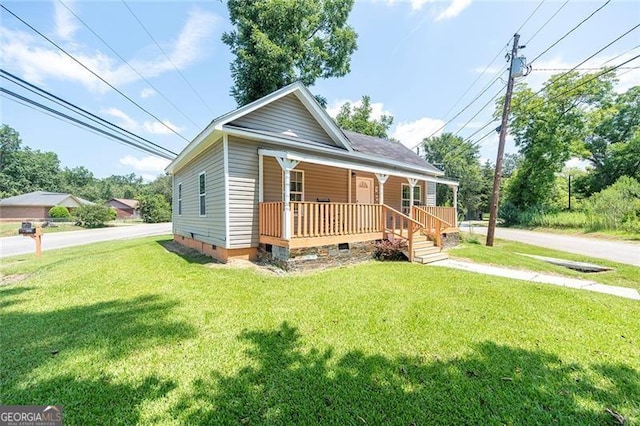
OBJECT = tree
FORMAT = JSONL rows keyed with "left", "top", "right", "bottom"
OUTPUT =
{"left": 0, "top": 127, "right": 62, "bottom": 198}
{"left": 143, "top": 174, "right": 172, "bottom": 205}
{"left": 137, "top": 194, "right": 171, "bottom": 223}
{"left": 336, "top": 95, "right": 394, "bottom": 138}
{"left": 421, "top": 133, "right": 484, "bottom": 218}
{"left": 577, "top": 86, "right": 640, "bottom": 195}
{"left": 504, "top": 71, "right": 615, "bottom": 210}
{"left": 222, "top": 0, "right": 358, "bottom": 106}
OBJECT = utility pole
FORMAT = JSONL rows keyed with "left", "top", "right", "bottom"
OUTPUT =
{"left": 486, "top": 33, "right": 521, "bottom": 247}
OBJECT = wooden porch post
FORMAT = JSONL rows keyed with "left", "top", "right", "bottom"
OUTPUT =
{"left": 375, "top": 174, "right": 389, "bottom": 205}
{"left": 258, "top": 153, "right": 264, "bottom": 203}
{"left": 276, "top": 157, "right": 300, "bottom": 240}
{"left": 407, "top": 178, "right": 418, "bottom": 217}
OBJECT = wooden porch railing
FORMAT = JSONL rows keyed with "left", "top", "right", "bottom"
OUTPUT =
{"left": 259, "top": 202, "right": 446, "bottom": 262}
{"left": 290, "top": 202, "right": 383, "bottom": 238}
{"left": 259, "top": 202, "right": 283, "bottom": 238}
{"left": 382, "top": 205, "right": 423, "bottom": 261}
{"left": 412, "top": 206, "right": 454, "bottom": 248}
{"left": 416, "top": 206, "right": 456, "bottom": 227}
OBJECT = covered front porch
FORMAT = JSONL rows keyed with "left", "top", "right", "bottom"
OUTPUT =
{"left": 257, "top": 149, "right": 458, "bottom": 260}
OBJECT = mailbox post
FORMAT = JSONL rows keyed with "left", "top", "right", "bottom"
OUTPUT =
{"left": 18, "top": 222, "right": 42, "bottom": 258}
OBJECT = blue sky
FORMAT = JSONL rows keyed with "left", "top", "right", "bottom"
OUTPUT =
{"left": 1, "top": 0, "right": 638, "bottom": 180}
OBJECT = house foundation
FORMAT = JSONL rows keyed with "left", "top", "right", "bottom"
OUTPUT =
{"left": 173, "top": 234, "right": 257, "bottom": 263}
{"left": 258, "top": 240, "right": 378, "bottom": 272}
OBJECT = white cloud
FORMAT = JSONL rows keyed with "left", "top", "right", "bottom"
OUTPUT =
{"left": 326, "top": 98, "right": 393, "bottom": 120}
{"left": 142, "top": 120, "right": 182, "bottom": 135}
{"left": 102, "top": 108, "right": 182, "bottom": 135}
{"left": 0, "top": 7, "right": 219, "bottom": 92}
{"left": 140, "top": 88, "right": 155, "bottom": 99}
{"left": 120, "top": 155, "right": 170, "bottom": 174}
{"left": 436, "top": 0, "right": 472, "bottom": 21}
{"left": 411, "top": 0, "right": 430, "bottom": 11}
{"left": 391, "top": 117, "right": 445, "bottom": 149}
{"left": 54, "top": 0, "right": 79, "bottom": 41}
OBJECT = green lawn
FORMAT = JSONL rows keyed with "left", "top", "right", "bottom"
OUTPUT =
{"left": 451, "top": 235, "right": 640, "bottom": 291}
{"left": 1, "top": 237, "right": 639, "bottom": 425}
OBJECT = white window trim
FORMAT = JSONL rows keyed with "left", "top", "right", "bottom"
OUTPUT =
{"left": 401, "top": 183, "right": 422, "bottom": 213}
{"left": 286, "top": 169, "right": 304, "bottom": 202}
{"left": 177, "top": 182, "right": 183, "bottom": 216}
{"left": 198, "top": 171, "right": 206, "bottom": 217}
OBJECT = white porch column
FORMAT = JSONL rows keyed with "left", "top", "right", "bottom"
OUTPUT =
{"left": 258, "top": 153, "right": 264, "bottom": 203}
{"left": 407, "top": 178, "right": 418, "bottom": 217}
{"left": 449, "top": 184, "right": 458, "bottom": 227}
{"left": 375, "top": 173, "right": 389, "bottom": 205}
{"left": 276, "top": 157, "right": 300, "bottom": 240}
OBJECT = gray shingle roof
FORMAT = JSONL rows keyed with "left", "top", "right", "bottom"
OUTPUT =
{"left": 341, "top": 130, "right": 443, "bottom": 175}
{"left": 0, "top": 191, "right": 93, "bottom": 207}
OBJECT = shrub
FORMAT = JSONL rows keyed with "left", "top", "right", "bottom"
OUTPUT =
{"left": 374, "top": 239, "right": 408, "bottom": 261}
{"left": 584, "top": 176, "right": 640, "bottom": 232}
{"left": 49, "top": 206, "right": 70, "bottom": 219}
{"left": 108, "top": 207, "right": 117, "bottom": 221}
{"left": 73, "top": 204, "right": 113, "bottom": 228}
{"left": 138, "top": 194, "right": 171, "bottom": 223}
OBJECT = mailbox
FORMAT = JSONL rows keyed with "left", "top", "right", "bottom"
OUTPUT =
{"left": 18, "top": 221, "right": 36, "bottom": 235}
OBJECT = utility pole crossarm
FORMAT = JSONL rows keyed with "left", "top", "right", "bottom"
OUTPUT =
{"left": 486, "top": 33, "right": 521, "bottom": 247}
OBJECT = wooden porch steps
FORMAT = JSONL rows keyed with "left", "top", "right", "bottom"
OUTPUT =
{"left": 411, "top": 234, "right": 448, "bottom": 264}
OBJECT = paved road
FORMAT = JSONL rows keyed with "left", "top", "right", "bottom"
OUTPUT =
{"left": 460, "top": 223, "right": 640, "bottom": 266}
{"left": 0, "top": 223, "right": 172, "bottom": 258}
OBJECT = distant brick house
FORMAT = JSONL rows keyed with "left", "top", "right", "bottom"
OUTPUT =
{"left": 0, "top": 191, "right": 93, "bottom": 220}
{"left": 105, "top": 198, "right": 139, "bottom": 219}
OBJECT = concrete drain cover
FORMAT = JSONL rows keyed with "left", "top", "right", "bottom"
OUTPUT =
{"left": 519, "top": 254, "right": 613, "bottom": 273}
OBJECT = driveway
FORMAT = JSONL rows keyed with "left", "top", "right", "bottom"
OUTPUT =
{"left": 0, "top": 223, "right": 172, "bottom": 258}
{"left": 460, "top": 223, "right": 640, "bottom": 266}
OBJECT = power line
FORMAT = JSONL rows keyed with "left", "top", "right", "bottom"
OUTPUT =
{"left": 452, "top": 84, "right": 507, "bottom": 138}
{"left": 57, "top": 0, "right": 200, "bottom": 128}
{"left": 0, "top": 4, "right": 191, "bottom": 143}
{"left": 0, "top": 68, "right": 177, "bottom": 157}
{"left": 415, "top": 1, "right": 547, "bottom": 153}
{"left": 529, "top": 0, "right": 612, "bottom": 64}
{"left": 528, "top": 22, "right": 640, "bottom": 100}
{"left": 0, "top": 87, "right": 175, "bottom": 160}
{"left": 524, "top": 0, "right": 570, "bottom": 45}
{"left": 516, "top": 0, "right": 546, "bottom": 34}
{"left": 121, "top": 0, "right": 215, "bottom": 115}
{"left": 601, "top": 44, "right": 640, "bottom": 66}
{"left": 411, "top": 70, "right": 507, "bottom": 151}
{"left": 534, "top": 67, "right": 638, "bottom": 71}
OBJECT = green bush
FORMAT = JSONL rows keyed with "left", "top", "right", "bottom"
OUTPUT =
{"left": 49, "top": 206, "right": 70, "bottom": 219}
{"left": 73, "top": 204, "right": 113, "bottom": 228}
{"left": 108, "top": 207, "right": 117, "bottom": 221}
{"left": 584, "top": 176, "right": 640, "bottom": 232}
{"left": 138, "top": 194, "right": 171, "bottom": 223}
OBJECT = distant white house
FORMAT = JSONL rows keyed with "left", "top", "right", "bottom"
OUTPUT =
{"left": 0, "top": 191, "right": 93, "bottom": 219}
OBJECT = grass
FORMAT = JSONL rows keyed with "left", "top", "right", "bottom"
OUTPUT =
{"left": 1, "top": 237, "right": 639, "bottom": 425}
{"left": 451, "top": 234, "right": 640, "bottom": 291}
{"left": 0, "top": 221, "right": 85, "bottom": 237}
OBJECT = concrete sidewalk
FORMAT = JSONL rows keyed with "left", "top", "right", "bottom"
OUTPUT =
{"left": 430, "top": 259, "right": 640, "bottom": 300}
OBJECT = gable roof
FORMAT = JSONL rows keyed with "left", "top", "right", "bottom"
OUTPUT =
{"left": 342, "top": 130, "right": 443, "bottom": 175}
{"left": 166, "top": 82, "right": 445, "bottom": 179}
{"left": 167, "top": 82, "right": 352, "bottom": 174}
{"left": 107, "top": 198, "right": 139, "bottom": 209}
{"left": 0, "top": 191, "right": 93, "bottom": 207}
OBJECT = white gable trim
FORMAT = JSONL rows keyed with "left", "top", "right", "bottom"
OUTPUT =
{"left": 165, "top": 82, "right": 353, "bottom": 175}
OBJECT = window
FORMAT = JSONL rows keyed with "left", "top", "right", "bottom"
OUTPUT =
{"left": 289, "top": 170, "right": 304, "bottom": 201}
{"left": 198, "top": 172, "right": 206, "bottom": 216}
{"left": 401, "top": 184, "right": 422, "bottom": 214}
{"left": 177, "top": 182, "right": 183, "bottom": 215}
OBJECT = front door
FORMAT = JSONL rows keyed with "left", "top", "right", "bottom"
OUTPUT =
{"left": 356, "top": 177, "right": 374, "bottom": 204}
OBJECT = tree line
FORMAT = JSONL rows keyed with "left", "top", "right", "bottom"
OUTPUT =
{"left": 0, "top": 124, "right": 172, "bottom": 224}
